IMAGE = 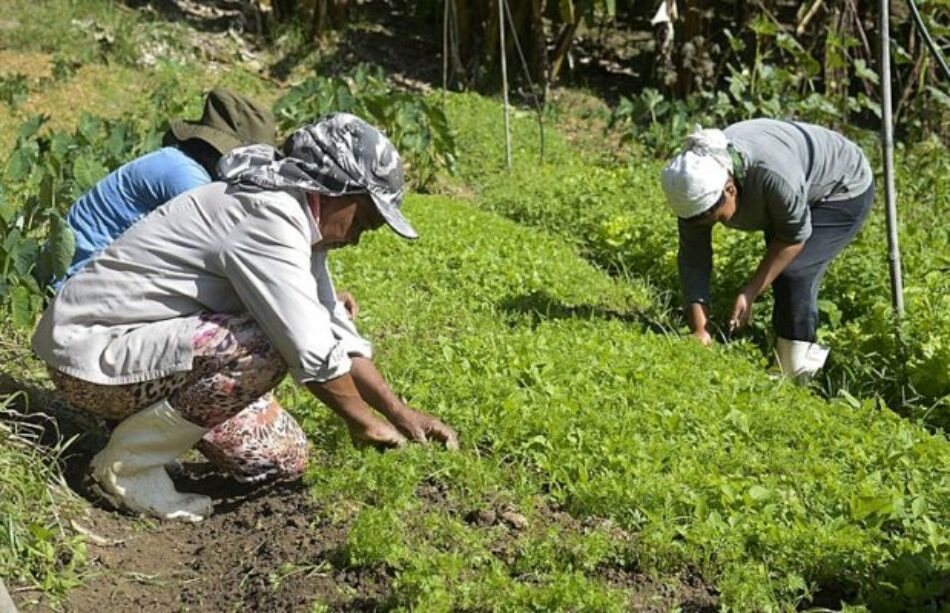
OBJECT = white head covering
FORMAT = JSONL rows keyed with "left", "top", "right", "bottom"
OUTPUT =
{"left": 660, "top": 126, "right": 734, "bottom": 219}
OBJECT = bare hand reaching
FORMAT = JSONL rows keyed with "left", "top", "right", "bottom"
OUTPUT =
{"left": 388, "top": 406, "right": 460, "bottom": 450}
{"left": 337, "top": 291, "right": 359, "bottom": 320}
{"left": 349, "top": 418, "right": 407, "bottom": 450}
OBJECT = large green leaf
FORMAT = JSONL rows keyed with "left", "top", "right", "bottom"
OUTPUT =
{"left": 0, "top": 186, "right": 17, "bottom": 225}
{"left": 4, "top": 149, "right": 33, "bottom": 183}
{"left": 10, "top": 284, "right": 36, "bottom": 329}
{"left": 46, "top": 215, "right": 76, "bottom": 279}
{"left": 11, "top": 236, "right": 38, "bottom": 277}
{"left": 72, "top": 154, "right": 109, "bottom": 193}
{"left": 16, "top": 114, "right": 46, "bottom": 142}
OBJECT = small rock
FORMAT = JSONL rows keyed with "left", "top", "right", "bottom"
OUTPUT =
{"left": 464, "top": 508, "right": 497, "bottom": 526}
{"left": 500, "top": 511, "right": 528, "bottom": 530}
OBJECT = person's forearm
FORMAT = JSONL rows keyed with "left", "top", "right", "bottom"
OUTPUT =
{"left": 306, "top": 374, "right": 379, "bottom": 429}
{"left": 349, "top": 356, "right": 405, "bottom": 420}
{"left": 744, "top": 238, "right": 805, "bottom": 297}
{"left": 686, "top": 302, "right": 709, "bottom": 333}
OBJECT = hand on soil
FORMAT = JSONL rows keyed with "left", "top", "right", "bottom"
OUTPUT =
{"left": 349, "top": 419, "right": 407, "bottom": 449}
{"left": 337, "top": 291, "right": 359, "bottom": 320}
{"left": 389, "top": 407, "right": 460, "bottom": 450}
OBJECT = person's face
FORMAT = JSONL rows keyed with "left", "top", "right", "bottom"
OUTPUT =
{"left": 311, "top": 193, "right": 386, "bottom": 251}
{"left": 686, "top": 177, "right": 738, "bottom": 227}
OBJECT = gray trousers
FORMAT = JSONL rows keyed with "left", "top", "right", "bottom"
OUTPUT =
{"left": 769, "top": 184, "right": 875, "bottom": 342}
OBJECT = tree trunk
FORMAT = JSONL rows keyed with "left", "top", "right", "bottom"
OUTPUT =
{"left": 529, "top": 0, "right": 549, "bottom": 99}
{"left": 549, "top": 17, "right": 582, "bottom": 84}
{"left": 310, "top": 0, "right": 327, "bottom": 40}
{"left": 676, "top": 0, "right": 706, "bottom": 96}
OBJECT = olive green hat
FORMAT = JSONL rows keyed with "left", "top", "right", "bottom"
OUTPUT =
{"left": 164, "top": 88, "right": 276, "bottom": 155}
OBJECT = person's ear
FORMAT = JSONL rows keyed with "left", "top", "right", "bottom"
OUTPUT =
{"left": 724, "top": 178, "right": 737, "bottom": 197}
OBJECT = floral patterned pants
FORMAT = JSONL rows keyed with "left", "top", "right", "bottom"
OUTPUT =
{"left": 48, "top": 313, "right": 309, "bottom": 483}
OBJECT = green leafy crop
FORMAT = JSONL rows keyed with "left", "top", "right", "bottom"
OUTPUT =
{"left": 293, "top": 195, "right": 950, "bottom": 611}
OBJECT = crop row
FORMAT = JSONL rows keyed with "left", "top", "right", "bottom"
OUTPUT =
{"left": 299, "top": 194, "right": 950, "bottom": 610}
{"left": 444, "top": 93, "right": 950, "bottom": 430}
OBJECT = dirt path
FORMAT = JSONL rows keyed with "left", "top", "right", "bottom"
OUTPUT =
{"left": 15, "top": 464, "right": 389, "bottom": 612}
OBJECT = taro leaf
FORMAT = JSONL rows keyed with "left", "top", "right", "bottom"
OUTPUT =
{"left": 45, "top": 215, "right": 76, "bottom": 279}
{"left": 16, "top": 114, "right": 46, "bottom": 142}
{"left": 10, "top": 284, "right": 36, "bottom": 329}
{"left": 12, "top": 236, "right": 38, "bottom": 277}
{"left": 4, "top": 148, "right": 33, "bottom": 183}
{"left": 37, "top": 171, "right": 58, "bottom": 214}
{"left": 77, "top": 113, "right": 102, "bottom": 145}
{"left": 2, "top": 227, "right": 22, "bottom": 254}
{"left": 72, "top": 154, "right": 109, "bottom": 193}
{"left": 0, "top": 186, "right": 17, "bottom": 225}
{"left": 105, "top": 121, "right": 132, "bottom": 161}
{"left": 48, "top": 132, "right": 74, "bottom": 168}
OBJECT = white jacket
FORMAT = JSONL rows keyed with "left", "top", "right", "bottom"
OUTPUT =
{"left": 33, "top": 182, "right": 371, "bottom": 385}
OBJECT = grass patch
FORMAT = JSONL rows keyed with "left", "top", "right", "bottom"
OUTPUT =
{"left": 293, "top": 195, "right": 950, "bottom": 610}
{"left": 0, "top": 392, "right": 86, "bottom": 594}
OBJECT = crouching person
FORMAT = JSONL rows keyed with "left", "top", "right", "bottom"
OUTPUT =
{"left": 32, "top": 113, "right": 458, "bottom": 522}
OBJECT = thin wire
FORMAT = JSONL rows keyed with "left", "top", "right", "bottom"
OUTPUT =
{"left": 502, "top": 0, "right": 545, "bottom": 164}
{"left": 906, "top": 0, "right": 950, "bottom": 82}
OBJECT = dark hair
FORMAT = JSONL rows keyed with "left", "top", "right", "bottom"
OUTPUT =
{"left": 176, "top": 139, "right": 223, "bottom": 178}
{"left": 682, "top": 190, "right": 727, "bottom": 225}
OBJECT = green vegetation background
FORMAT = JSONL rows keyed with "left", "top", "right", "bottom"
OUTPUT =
{"left": 1, "top": 1, "right": 948, "bottom": 611}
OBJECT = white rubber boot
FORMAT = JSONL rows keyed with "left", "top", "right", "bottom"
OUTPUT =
{"left": 775, "top": 337, "right": 830, "bottom": 381}
{"left": 90, "top": 400, "right": 213, "bottom": 522}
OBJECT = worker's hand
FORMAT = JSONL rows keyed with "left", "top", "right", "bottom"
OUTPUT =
{"left": 337, "top": 291, "right": 359, "bottom": 320}
{"left": 692, "top": 328, "right": 713, "bottom": 346}
{"left": 729, "top": 289, "right": 756, "bottom": 332}
{"left": 387, "top": 405, "right": 460, "bottom": 450}
{"left": 349, "top": 418, "right": 406, "bottom": 450}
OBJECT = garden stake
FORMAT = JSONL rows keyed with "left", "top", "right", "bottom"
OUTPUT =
{"left": 878, "top": 0, "right": 905, "bottom": 317}
{"left": 499, "top": 0, "right": 512, "bottom": 171}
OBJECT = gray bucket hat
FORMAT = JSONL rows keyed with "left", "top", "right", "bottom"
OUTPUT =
{"left": 164, "top": 88, "right": 276, "bottom": 155}
{"left": 217, "top": 112, "right": 416, "bottom": 239}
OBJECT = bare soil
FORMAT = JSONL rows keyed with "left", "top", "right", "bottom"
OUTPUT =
{"left": 14, "top": 470, "right": 388, "bottom": 612}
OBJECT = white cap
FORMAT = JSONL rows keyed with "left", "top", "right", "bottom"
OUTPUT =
{"left": 660, "top": 126, "right": 733, "bottom": 219}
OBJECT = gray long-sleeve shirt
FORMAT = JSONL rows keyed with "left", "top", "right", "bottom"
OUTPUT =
{"left": 678, "top": 119, "right": 873, "bottom": 305}
{"left": 32, "top": 182, "right": 371, "bottom": 385}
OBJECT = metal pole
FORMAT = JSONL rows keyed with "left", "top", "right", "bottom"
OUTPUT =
{"left": 879, "top": 0, "right": 904, "bottom": 315}
{"left": 499, "top": 0, "right": 512, "bottom": 171}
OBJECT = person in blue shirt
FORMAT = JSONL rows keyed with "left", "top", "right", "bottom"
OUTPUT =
{"left": 58, "top": 88, "right": 276, "bottom": 287}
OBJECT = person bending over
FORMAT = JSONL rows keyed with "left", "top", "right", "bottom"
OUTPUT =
{"left": 661, "top": 119, "right": 874, "bottom": 378}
